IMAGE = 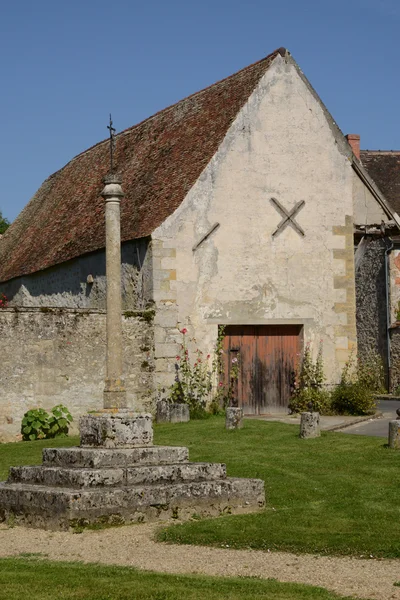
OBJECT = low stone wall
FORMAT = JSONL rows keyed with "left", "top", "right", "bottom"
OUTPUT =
{"left": 0, "top": 308, "right": 155, "bottom": 442}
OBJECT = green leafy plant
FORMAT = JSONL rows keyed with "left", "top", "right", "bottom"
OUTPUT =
{"left": 0, "top": 210, "right": 10, "bottom": 235}
{"left": 330, "top": 352, "right": 377, "bottom": 415}
{"left": 21, "top": 408, "right": 51, "bottom": 441}
{"left": 357, "top": 350, "right": 386, "bottom": 393}
{"left": 211, "top": 325, "right": 241, "bottom": 409}
{"left": 169, "top": 328, "right": 213, "bottom": 416}
{"left": 47, "top": 404, "right": 73, "bottom": 438}
{"left": 331, "top": 381, "right": 376, "bottom": 415}
{"left": 288, "top": 387, "right": 332, "bottom": 414}
{"left": 289, "top": 342, "right": 331, "bottom": 414}
{"left": 396, "top": 301, "right": 400, "bottom": 322}
{"left": 21, "top": 405, "right": 73, "bottom": 441}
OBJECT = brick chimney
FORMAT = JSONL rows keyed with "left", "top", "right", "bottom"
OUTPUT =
{"left": 346, "top": 134, "right": 360, "bottom": 160}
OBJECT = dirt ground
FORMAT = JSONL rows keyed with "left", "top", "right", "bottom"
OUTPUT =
{"left": 1, "top": 522, "right": 399, "bottom": 600}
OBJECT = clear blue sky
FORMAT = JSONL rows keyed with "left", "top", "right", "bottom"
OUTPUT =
{"left": 1, "top": 0, "right": 399, "bottom": 222}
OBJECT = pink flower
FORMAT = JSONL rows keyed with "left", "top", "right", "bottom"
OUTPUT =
{"left": 180, "top": 328, "right": 187, "bottom": 335}
{"left": 206, "top": 354, "right": 210, "bottom": 359}
{"left": 176, "top": 356, "right": 181, "bottom": 361}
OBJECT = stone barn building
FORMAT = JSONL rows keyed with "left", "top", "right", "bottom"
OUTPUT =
{"left": 0, "top": 47, "right": 398, "bottom": 441}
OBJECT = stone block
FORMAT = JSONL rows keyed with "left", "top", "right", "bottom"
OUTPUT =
{"left": 42, "top": 446, "right": 189, "bottom": 468}
{"left": 80, "top": 412, "right": 153, "bottom": 448}
{"left": 8, "top": 466, "right": 125, "bottom": 488}
{"left": 156, "top": 402, "right": 190, "bottom": 424}
{"left": 0, "top": 476, "right": 265, "bottom": 530}
{"left": 299, "top": 412, "right": 320, "bottom": 439}
{"left": 125, "top": 462, "right": 226, "bottom": 485}
{"left": 388, "top": 420, "right": 400, "bottom": 449}
{"left": 156, "top": 400, "right": 170, "bottom": 423}
{"left": 225, "top": 407, "right": 243, "bottom": 430}
{"left": 154, "top": 309, "right": 178, "bottom": 328}
{"left": 170, "top": 404, "right": 190, "bottom": 423}
{"left": 156, "top": 343, "right": 180, "bottom": 358}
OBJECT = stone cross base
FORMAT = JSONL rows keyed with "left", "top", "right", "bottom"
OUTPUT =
{"left": 0, "top": 444, "right": 265, "bottom": 530}
{"left": 80, "top": 412, "right": 153, "bottom": 448}
{"left": 299, "top": 411, "right": 321, "bottom": 439}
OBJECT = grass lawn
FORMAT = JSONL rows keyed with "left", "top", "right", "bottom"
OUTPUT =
{"left": 0, "top": 435, "right": 79, "bottom": 481}
{"left": 1, "top": 417, "right": 400, "bottom": 558}
{"left": 154, "top": 417, "right": 400, "bottom": 557}
{"left": 0, "top": 557, "right": 362, "bottom": 600}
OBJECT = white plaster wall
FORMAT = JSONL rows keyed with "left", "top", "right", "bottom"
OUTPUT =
{"left": 153, "top": 55, "right": 358, "bottom": 383}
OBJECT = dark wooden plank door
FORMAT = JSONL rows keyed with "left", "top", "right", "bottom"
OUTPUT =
{"left": 222, "top": 325, "right": 302, "bottom": 414}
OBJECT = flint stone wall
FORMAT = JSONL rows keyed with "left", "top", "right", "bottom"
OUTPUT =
{"left": 0, "top": 308, "right": 155, "bottom": 442}
{"left": 390, "top": 326, "right": 400, "bottom": 392}
{"left": 355, "top": 237, "right": 388, "bottom": 381}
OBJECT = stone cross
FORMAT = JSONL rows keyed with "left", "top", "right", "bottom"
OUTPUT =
{"left": 101, "top": 173, "right": 127, "bottom": 409}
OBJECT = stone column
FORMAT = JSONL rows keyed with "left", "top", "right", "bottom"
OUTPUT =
{"left": 79, "top": 172, "right": 154, "bottom": 449}
{"left": 101, "top": 174, "right": 127, "bottom": 410}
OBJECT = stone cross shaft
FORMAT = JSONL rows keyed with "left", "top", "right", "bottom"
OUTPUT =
{"left": 101, "top": 173, "right": 127, "bottom": 409}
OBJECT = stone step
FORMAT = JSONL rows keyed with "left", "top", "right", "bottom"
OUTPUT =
{"left": 42, "top": 446, "right": 189, "bottom": 469}
{"left": 0, "top": 477, "right": 265, "bottom": 530}
{"left": 7, "top": 462, "right": 227, "bottom": 488}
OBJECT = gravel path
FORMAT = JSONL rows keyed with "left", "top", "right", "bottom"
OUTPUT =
{"left": 1, "top": 522, "right": 399, "bottom": 600}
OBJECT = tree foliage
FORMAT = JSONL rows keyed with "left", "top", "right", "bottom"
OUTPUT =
{"left": 0, "top": 210, "right": 10, "bottom": 235}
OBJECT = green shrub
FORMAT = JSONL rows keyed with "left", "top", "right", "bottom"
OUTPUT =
{"left": 21, "top": 408, "right": 51, "bottom": 441}
{"left": 357, "top": 350, "right": 386, "bottom": 393}
{"left": 289, "top": 342, "right": 329, "bottom": 414}
{"left": 288, "top": 387, "right": 332, "bottom": 415}
{"left": 21, "top": 404, "right": 73, "bottom": 441}
{"left": 331, "top": 381, "right": 376, "bottom": 415}
{"left": 47, "top": 404, "right": 73, "bottom": 437}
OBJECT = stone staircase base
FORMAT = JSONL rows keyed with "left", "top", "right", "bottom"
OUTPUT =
{"left": 0, "top": 445, "right": 265, "bottom": 530}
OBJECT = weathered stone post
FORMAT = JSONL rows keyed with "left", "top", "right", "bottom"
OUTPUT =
{"left": 102, "top": 173, "right": 126, "bottom": 410}
{"left": 226, "top": 407, "right": 243, "bottom": 430}
{"left": 388, "top": 420, "right": 400, "bottom": 449}
{"left": 299, "top": 411, "right": 320, "bottom": 439}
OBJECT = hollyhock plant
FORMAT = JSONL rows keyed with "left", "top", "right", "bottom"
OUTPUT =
{"left": 0, "top": 293, "right": 8, "bottom": 308}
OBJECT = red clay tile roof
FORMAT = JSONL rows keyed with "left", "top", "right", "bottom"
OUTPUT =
{"left": 0, "top": 49, "right": 282, "bottom": 283}
{"left": 361, "top": 150, "right": 400, "bottom": 214}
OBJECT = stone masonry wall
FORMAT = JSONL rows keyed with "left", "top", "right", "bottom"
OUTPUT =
{"left": 0, "top": 238, "right": 152, "bottom": 311}
{"left": 390, "top": 326, "right": 400, "bottom": 392}
{"left": 355, "top": 237, "right": 388, "bottom": 381}
{"left": 0, "top": 308, "right": 155, "bottom": 442}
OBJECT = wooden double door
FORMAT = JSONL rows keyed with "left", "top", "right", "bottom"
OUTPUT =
{"left": 222, "top": 325, "right": 302, "bottom": 415}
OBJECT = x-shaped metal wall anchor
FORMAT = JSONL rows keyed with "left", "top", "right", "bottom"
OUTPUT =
{"left": 270, "top": 197, "right": 305, "bottom": 238}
